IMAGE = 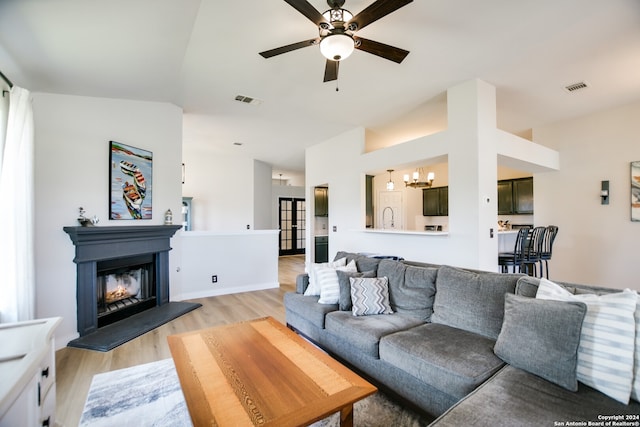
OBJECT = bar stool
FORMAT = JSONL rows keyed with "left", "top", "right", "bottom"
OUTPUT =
{"left": 522, "top": 226, "right": 546, "bottom": 277}
{"left": 498, "top": 227, "right": 531, "bottom": 273}
{"left": 538, "top": 225, "right": 559, "bottom": 279}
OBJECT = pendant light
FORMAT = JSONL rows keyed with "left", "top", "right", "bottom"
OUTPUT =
{"left": 386, "top": 169, "right": 395, "bottom": 191}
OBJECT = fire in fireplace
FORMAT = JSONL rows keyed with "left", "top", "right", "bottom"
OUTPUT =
{"left": 96, "top": 253, "right": 156, "bottom": 328}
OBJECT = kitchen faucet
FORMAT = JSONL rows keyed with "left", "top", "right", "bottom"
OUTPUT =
{"left": 382, "top": 206, "right": 394, "bottom": 229}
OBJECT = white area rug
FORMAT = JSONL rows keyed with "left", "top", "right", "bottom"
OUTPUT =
{"left": 80, "top": 358, "right": 431, "bottom": 426}
{"left": 79, "top": 359, "right": 191, "bottom": 427}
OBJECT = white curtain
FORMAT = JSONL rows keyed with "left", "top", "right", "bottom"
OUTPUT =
{"left": 0, "top": 86, "right": 35, "bottom": 323}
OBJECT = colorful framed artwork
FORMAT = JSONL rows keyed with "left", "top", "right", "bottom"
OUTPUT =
{"left": 632, "top": 161, "right": 640, "bottom": 222}
{"left": 109, "top": 141, "right": 152, "bottom": 220}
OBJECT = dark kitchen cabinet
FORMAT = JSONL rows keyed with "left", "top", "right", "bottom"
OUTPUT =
{"left": 314, "top": 187, "right": 328, "bottom": 217}
{"left": 513, "top": 178, "right": 534, "bottom": 214}
{"left": 423, "top": 187, "right": 448, "bottom": 216}
{"left": 315, "top": 236, "right": 328, "bottom": 263}
{"left": 497, "top": 181, "right": 514, "bottom": 215}
{"left": 365, "top": 175, "right": 374, "bottom": 228}
{"left": 498, "top": 177, "right": 533, "bottom": 215}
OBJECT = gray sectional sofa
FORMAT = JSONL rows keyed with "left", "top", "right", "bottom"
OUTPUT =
{"left": 283, "top": 252, "right": 640, "bottom": 426}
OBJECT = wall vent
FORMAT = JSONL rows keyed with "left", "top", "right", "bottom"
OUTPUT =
{"left": 234, "top": 95, "right": 263, "bottom": 106}
{"left": 563, "top": 81, "right": 589, "bottom": 93}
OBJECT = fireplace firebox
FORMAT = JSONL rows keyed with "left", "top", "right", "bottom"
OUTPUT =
{"left": 97, "top": 253, "right": 156, "bottom": 327}
{"left": 64, "top": 225, "right": 181, "bottom": 336}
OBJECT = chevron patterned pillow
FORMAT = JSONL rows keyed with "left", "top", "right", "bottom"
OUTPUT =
{"left": 350, "top": 276, "right": 394, "bottom": 317}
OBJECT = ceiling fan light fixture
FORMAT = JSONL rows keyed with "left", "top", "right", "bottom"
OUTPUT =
{"left": 320, "top": 33, "right": 355, "bottom": 61}
{"left": 322, "top": 8, "right": 353, "bottom": 25}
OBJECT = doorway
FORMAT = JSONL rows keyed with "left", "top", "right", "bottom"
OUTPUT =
{"left": 279, "top": 197, "right": 306, "bottom": 255}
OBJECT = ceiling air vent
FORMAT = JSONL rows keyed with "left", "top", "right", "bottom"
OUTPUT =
{"left": 234, "top": 95, "right": 263, "bottom": 106}
{"left": 563, "top": 81, "right": 589, "bottom": 93}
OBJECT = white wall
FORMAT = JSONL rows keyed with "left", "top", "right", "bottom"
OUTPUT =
{"left": 181, "top": 147, "right": 254, "bottom": 231}
{"left": 305, "top": 80, "right": 559, "bottom": 272}
{"left": 253, "top": 160, "right": 272, "bottom": 230}
{"left": 305, "top": 127, "right": 463, "bottom": 268}
{"left": 178, "top": 230, "right": 279, "bottom": 300}
{"left": 33, "top": 93, "right": 183, "bottom": 347}
{"left": 533, "top": 101, "right": 640, "bottom": 290}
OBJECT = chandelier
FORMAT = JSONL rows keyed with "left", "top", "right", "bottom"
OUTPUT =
{"left": 404, "top": 168, "right": 435, "bottom": 189}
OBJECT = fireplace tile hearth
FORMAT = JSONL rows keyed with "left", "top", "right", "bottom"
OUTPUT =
{"left": 67, "top": 301, "right": 201, "bottom": 351}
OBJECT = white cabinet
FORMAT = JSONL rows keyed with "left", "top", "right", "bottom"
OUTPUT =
{"left": 0, "top": 318, "right": 61, "bottom": 427}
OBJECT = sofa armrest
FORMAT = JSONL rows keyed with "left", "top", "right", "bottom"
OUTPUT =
{"left": 296, "top": 273, "right": 310, "bottom": 294}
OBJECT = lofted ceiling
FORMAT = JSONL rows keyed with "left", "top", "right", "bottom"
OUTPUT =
{"left": 0, "top": 0, "right": 639, "bottom": 178}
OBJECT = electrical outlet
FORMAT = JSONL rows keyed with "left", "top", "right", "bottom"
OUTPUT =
{"left": 212, "top": 275, "right": 218, "bottom": 283}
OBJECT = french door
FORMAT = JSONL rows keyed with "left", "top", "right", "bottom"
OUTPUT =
{"left": 279, "top": 198, "right": 306, "bottom": 255}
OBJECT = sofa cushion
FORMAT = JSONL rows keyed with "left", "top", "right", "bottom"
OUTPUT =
{"left": 536, "top": 278, "right": 637, "bottom": 404}
{"left": 336, "top": 269, "right": 376, "bottom": 311}
{"left": 430, "top": 365, "right": 640, "bottom": 427}
{"left": 380, "top": 323, "right": 505, "bottom": 399}
{"left": 377, "top": 260, "right": 437, "bottom": 321}
{"left": 325, "top": 311, "right": 423, "bottom": 358}
{"left": 283, "top": 292, "right": 337, "bottom": 329}
{"left": 494, "top": 294, "right": 586, "bottom": 391}
{"left": 431, "top": 265, "right": 519, "bottom": 339}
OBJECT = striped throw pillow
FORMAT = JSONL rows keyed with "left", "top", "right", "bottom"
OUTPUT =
{"left": 317, "top": 260, "right": 357, "bottom": 304}
{"left": 304, "top": 257, "right": 347, "bottom": 296}
{"left": 536, "top": 278, "right": 637, "bottom": 404}
{"left": 350, "top": 276, "right": 394, "bottom": 316}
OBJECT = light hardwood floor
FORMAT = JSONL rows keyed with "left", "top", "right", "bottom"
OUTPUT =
{"left": 54, "top": 254, "right": 305, "bottom": 427}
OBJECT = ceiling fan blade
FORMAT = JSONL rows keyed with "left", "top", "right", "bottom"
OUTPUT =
{"left": 284, "top": 0, "right": 327, "bottom": 26}
{"left": 323, "top": 60, "right": 339, "bottom": 82}
{"left": 349, "top": 0, "right": 413, "bottom": 31}
{"left": 354, "top": 37, "right": 409, "bottom": 63}
{"left": 259, "top": 38, "right": 320, "bottom": 58}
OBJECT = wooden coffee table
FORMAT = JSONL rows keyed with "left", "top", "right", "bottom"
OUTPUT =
{"left": 167, "top": 317, "right": 377, "bottom": 427}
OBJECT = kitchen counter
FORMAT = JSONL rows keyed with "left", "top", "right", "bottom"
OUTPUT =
{"left": 362, "top": 229, "right": 449, "bottom": 236}
{"left": 498, "top": 230, "right": 518, "bottom": 252}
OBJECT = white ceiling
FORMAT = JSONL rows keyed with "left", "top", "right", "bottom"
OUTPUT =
{"left": 1, "top": 0, "right": 639, "bottom": 177}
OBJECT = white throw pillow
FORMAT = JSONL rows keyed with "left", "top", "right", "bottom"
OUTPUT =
{"left": 350, "top": 276, "right": 394, "bottom": 316}
{"left": 304, "top": 257, "right": 347, "bottom": 296}
{"left": 317, "top": 260, "right": 357, "bottom": 304}
{"left": 536, "top": 278, "right": 637, "bottom": 404}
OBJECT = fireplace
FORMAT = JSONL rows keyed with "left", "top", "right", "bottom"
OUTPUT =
{"left": 64, "top": 225, "right": 181, "bottom": 336}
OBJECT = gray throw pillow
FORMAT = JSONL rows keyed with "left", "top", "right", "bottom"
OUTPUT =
{"left": 336, "top": 269, "right": 376, "bottom": 311}
{"left": 494, "top": 294, "right": 587, "bottom": 391}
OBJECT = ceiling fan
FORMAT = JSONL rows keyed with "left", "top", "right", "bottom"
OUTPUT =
{"left": 259, "top": 0, "right": 413, "bottom": 83}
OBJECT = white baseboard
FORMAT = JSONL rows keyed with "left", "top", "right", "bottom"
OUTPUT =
{"left": 172, "top": 281, "right": 280, "bottom": 301}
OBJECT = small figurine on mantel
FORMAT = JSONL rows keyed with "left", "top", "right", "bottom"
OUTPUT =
{"left": 77, "top": 207, "right": 99, "bottom": 227}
